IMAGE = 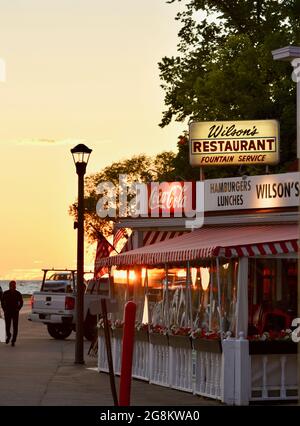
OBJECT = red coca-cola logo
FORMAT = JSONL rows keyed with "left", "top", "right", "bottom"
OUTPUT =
{"left": 147, "top": 182, "right": 195, "bottom": 216}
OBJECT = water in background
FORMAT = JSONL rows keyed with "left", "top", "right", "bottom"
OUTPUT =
{"left": 0, "top": 280, "right": 41, "bottom": 295}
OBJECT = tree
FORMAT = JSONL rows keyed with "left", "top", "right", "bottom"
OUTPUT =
{"left": 159, "top": 0, "right": 300, "bottom": 176}
{"left": 69, "top": 152, "right": 176, "bottom": 242}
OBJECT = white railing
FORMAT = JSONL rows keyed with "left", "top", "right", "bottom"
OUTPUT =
{"left": 250, "top": 354, "right": 298, "bottom": 401}
{"left": 169, "top": 345, "right": 193, "bottom": 392}
{"left": 132, "top": 339, "right": 150, "bottom": 381}
{"left": 193, "top": 350, "right": 222, "bottom": 399}
{"left": 98, "top": 334, "right": 109, "bottom": 373}
{"left": 98, "top": 330, "right": 298, "bottom": 405}
{"left": 149, "top": 342, "right": 170, "bottom": 387}
{"left": 113, "top": 335, "right": 122, "bottom": 375}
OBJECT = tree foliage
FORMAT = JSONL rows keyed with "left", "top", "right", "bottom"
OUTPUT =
{"left": 159, "top": 0, "right": 300, "bottom": 174}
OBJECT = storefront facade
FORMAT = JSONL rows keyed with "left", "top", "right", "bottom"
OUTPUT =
{"left": 95, "top": 171, "right": 299, "bottom": 405}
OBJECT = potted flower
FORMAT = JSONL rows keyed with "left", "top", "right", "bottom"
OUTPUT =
{"left": 248, "top": 329, "right": 296, "bottom": 354}
{"left": 135, "top": 322, "right": 149, "bottom": 342}
{"left": 110, "top": 319, "right": 124, "bottom": 339}
{"left": 149, "top": 323, "right": 169, "bottom": 346}
{"left": 190, "top": 329, "right": 223, "bottom": 353}
{"left": 97, "top": 317, "right": 110, "bottom": 338}
{"left": 168, "top": 325, "right": 192, "bottom": 349}
{"left": 97, "top": 318, "right": 124, "bottom": 338}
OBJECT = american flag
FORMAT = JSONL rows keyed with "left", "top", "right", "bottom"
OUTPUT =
{"left": 94, "top": 233, "right": 114, "bottom": 277}
{"left": 113, "top": 228, "right": 127, "bottom": 249}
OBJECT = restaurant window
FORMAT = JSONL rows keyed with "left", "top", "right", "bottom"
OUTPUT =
{"left": 167, "top": 267, "right": 191, "bottom": 329}
{"left": 248, "top": 258, "right": 297, "bottom": 336}
{"left": 111, "top": 268, "right": 128, "bottom": 322}
{"left": 111, "top": 267, "right": 148, "bottom": 323}
{"left": 147, "top": 268, "right": 167, "bottom": 328}
{"left": 147, "top": 267, "right": 193, "bottom": 331}
{"left": 191, "top": 260, "right": 238, "bottom": 335}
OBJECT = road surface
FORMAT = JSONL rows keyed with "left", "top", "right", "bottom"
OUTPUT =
{"left": 0, "top": 300, "right": 219, "bottom": 406}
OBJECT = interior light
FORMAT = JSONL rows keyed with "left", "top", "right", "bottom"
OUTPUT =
{"left": 176, "top": 269, "right": 186, "bottom": 278}
{"left": 112, "top": 270, "right": 127, "bottom": 284}
{"left": 200, "top": 267, "right": 210, "bottom": 291}
{"left": 191, "top": 268, "right": 198, "bottom": 287}
{"left": 129, "top": 270, "right": 136, "bottom": 282}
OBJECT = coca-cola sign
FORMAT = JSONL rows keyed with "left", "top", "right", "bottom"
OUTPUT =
{"left": 146, "top": 181, "right": 196, "bottom": 217}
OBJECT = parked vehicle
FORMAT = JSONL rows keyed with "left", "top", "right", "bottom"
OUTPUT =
{"left": 28, "top": 269, "right": 112, "bottom": 340}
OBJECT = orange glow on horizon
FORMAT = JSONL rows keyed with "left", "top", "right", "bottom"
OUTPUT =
{"left": 0, "top": 2, "right": 188, "bottom": 279}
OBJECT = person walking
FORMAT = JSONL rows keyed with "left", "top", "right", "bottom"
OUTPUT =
{"left": 1, "top": 281, "right": 23, "bottom": 346}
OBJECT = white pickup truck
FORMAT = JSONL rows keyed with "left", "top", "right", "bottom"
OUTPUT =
{"left": 28, "top": 269, "right": 115, "bottom": 340}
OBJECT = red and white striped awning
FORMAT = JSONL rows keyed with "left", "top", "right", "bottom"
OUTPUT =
{"left": 96, "top": 224, "right": 299, "bottom": 268}
{"left": 121, "top": 230, "right": 186, "bottom": 252}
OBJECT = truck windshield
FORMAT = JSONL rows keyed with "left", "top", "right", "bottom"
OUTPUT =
{"left": 42, "top": 281, "right": 73, "bottom": 293}
{"left": 48, "top": 273, "right": 72, "bottom": 281}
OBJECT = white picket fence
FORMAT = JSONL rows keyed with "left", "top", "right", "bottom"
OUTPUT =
{"left": 98, "top": 333, "right": 110, "bottom": 373}
{"left": 113, "top": 334, "right": 122, "bottom": 375}
{"left": 193, "top": 351, "right": 222, "bottom": 399}
{"left": 169, "top": 345, "right": 193, "bottom": 392}
{"left": 250, "top": 354, "right": 298, "bottom": 401}
{"left": 149, "top": 341, "right": 170, "bottom": 387}
{"left": 98, "top": 332, "right": 150, "bottom": 380}
{"left": 97, "top": 331, "right": 298, "bottom": 405}
{"left": 97, "top": 331, "right": 121, "bottom": 375}
{"left": 132, "top": 338, "right": 150, "bottom": 380}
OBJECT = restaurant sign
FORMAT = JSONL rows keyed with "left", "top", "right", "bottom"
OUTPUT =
{"left": 135, "top": 173, "right": 299, "bottom": 218}
{"left": 189, "top": 120, "right": 280, "bottom": 166}
{"left": 204, "top": 172, "right": 300, "bottom": 211}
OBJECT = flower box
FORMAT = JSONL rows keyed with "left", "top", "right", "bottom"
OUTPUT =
{"left": 192, "top": 338, "right": 222, "bottom": 353}
{"left": 249, "top": 340, "right": 297, "bottom": 355}
{"left": 168, "top": 334, "right": 192, "bottom": 349}
{"left": 98, "top": 328, "right": 112, "bottom": 338}
{"left": 149, "top": 332, "right": 169, "bottom": 346}
{"left": 112, "top": 327, "right": 123, "bottom": 339}
{"left": 134, "top": 329, "right": 149, "bottom": 342}
{"left": 98, "top": 328, "right": 105, "bottom": 337}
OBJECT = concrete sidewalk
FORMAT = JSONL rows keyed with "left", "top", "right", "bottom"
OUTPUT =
{"left": 0, "top": 303, "right": 220, "bottom": 406}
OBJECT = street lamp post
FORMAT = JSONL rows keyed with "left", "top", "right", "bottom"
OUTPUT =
{"left": 71, "top": 143, "right": 92, "bottom": 364}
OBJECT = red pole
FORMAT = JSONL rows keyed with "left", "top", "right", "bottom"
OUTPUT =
{"left": 119, "top": 301, "right": 136, "bottom": 406}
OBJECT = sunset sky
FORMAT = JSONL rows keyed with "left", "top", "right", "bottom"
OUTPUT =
{"left": 0, "top": 1, "right": 186, "bottom": 279}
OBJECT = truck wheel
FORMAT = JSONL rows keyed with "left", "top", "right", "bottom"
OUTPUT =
{"left": 83, "top": 312, "right": 97, "bottom": 341}
{"left": 47, "top": 324, "right": 73, "bottom": 340}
